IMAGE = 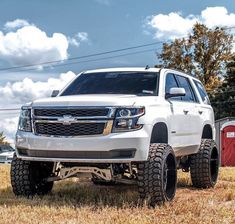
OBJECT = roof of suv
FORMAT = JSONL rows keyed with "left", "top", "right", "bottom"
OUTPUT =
{"left": 83, "top": 67, "right": 197, "bottom": 78}
{"left": 83, "top": 67, "right": 161, "bottom": 74}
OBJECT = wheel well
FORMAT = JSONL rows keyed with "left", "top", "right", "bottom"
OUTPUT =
{"left": 150, "top": 122, "right": 168, "bottom": 144}
{"left": 202, "top": 124, "right": 213, "bottom": 139}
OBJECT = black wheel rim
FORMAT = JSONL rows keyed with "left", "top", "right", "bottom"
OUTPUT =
{"left": 210, "top": 147, "right": 219, "bottom": 183}
{"left": 163, "top": 153, "right": 177, "bottom": 200}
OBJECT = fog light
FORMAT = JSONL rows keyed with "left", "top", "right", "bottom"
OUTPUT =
{"left": 117, "top": 119, "right": 128, "bottom": 127}
{"left": 117, "top": 119, "right": 133, "bottom": 128}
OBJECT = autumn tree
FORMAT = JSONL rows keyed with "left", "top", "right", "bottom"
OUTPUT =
{"left": 0, "top": 132, "right": 9, "bottom": 145}
{"left": 210, "top": 54, "right": 235, "bottom": 119}
{"left": 157, "top": 23, "right": 233, "bottom": 90}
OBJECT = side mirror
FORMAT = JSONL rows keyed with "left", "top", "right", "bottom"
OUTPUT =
{"left": 51, "top": 90, "right": 60, "bottom": 97}
{"left": 166, "top": 87, "right": 186, "bottom": 99}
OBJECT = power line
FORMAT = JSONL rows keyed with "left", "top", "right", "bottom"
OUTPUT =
{"left": 0, "top": 41, "right": 167, "bottom": 72}
{"left": 12, "top": 48, "right": 161, "bottom": 73}
{"left": 0, "top": 25, "right": 233, "bottom": 73}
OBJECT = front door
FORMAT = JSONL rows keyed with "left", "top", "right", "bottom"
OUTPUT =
{"left": 165, "top": 73, "right": 200, "bottom": 156}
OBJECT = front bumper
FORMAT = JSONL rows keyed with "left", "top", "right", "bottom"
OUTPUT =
{"left": 15, "top": 124, "right": 152, "bottom": 163}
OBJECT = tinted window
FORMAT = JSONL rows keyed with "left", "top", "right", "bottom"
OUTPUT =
{"left": 61, "top": 72, "right": 159, "bottom": 96}
{"left": 165, "top": 73, "right": 178, "bottom": 92}
{"left": 193, "top": 80, "right": 211, "bottom": 104}
{"left": 165, "top": 73, "right": 181, "bottom": 100}
{"left": 176, "top": 75, "right": 197, "bottom": 102}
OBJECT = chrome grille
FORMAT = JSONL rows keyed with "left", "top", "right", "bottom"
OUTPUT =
{"left": 34, "top": 108, "right": 109, "bottom": 117}
{"left": 35, "top": 122, "right": 105, "bottom": 136}
{"left": 32, "top": 107, "right": 114, "bottom": 137}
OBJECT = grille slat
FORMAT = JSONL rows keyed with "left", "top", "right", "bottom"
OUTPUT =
{"left": 34, "top": 108, "right": 109, "bottom": 117}
{"left": 35, "top": 122, "right": 105, "bottom": 136}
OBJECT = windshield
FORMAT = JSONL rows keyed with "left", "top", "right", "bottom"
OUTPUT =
{"left": 0, "top": 146, "right": 14, "bottom": 152}
{"left": 61, "top": 72, "right": 159, "bottom": 96}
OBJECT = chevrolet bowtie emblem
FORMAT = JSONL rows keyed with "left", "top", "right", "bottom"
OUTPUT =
{"left": 58, "top": 115, "right": 76, "bottom": 125}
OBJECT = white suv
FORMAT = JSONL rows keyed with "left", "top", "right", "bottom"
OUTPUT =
{"left": 11, "top": 67, "right": 219, "bottom": 206}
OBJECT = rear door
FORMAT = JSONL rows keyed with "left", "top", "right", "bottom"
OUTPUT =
{"left": 192, "top": 79, "right": 214, "bottom": 138}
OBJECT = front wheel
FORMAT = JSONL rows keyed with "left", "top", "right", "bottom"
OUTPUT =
{"left": 190, "top": 139, "right": 219, "bottom": 188}
{"left": 11, "top": 154, "right": 54, "bottom": 196}
{"left": 137, "top": 143, "right": 177, "bottom": 207}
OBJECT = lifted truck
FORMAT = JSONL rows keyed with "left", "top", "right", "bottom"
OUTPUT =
{"left": 11, "top": 67, "right": 219, "bottom": 206}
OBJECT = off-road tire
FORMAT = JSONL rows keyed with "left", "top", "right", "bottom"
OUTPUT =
{"left": 190, "top": 139, "right": 219, "bottom": 188}
{"left": 11, "top": 154, "right": 54, "bottom": 196}
{"left": 137, "top": 143, "right": 177, "bottom": 207}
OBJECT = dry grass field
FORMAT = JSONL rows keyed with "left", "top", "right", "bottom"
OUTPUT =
{"left": 0, "top": 165, "right": 234, "bottom": 224}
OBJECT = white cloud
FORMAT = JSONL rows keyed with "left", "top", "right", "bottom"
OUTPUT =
{"left": 0, "top": 24, "right": 69, "bottom": 68}
{"left": 0, "top": 117, "right": 18, "bottom": 145}
{"left": 0, "top": 71, "right": 76, "bottom": 105}
{"left": 147, "top": 12, "right": 198, "bottom": 40}
{"left": 77, "top": 32, "right": 89, "bottom": 42}
{"left": 68, "top": 37, "right": 80, "bottom": 47}
{"left": 0, "top": 71, "right": 76, "bottom": 143}
{"left": 95, "top": 0, "right": 111, "bottom": 5}
{"left": 146, "top": 7, "right": 235, "bottom": 40}
{"left": 0, "top": 19, "right": 90, "bottom": 67}
{"left": 201, "top": 7, "right": 235, "bottom": 28}
{"left": 68, "top": 32, "right": 89, "bottom": 47}
{"left": 4, "top": 19, "right": 30, "bottom": 30}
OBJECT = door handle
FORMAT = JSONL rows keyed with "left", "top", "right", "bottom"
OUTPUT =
{"left": 183, "top": 110, "right": 189, "bottom": 115}
{"left": 198, "top": 111, "right": 203, "bottom": 115}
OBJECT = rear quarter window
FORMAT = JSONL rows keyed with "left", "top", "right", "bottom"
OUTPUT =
{"left": 193, "top": 80, "right": 211, "bottom": 105}
{"left": 175, "top": 75, "right": 198, "bottom": 103}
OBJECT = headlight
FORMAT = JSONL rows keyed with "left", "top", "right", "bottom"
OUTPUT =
{"left": 18, "top": 107, "right": 32, "bottom": 132}
{"left": 112, "top": 107, "right": 145, "bottom": 132}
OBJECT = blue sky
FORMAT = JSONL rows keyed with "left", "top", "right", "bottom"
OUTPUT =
{"left": 0, "top": 0, "right": 235, "bottom": 142}
{"left": 0, "top": 0, "right": 235, "bottom": 84}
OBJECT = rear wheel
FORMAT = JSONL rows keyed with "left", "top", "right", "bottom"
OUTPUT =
{"left": 137, "top": 143, "right": 177, "bottom": 207}
{"left": 190, "top": 139, "right": 219, "bottom": 188}
{"left": 11, "top": 154, "right": 54, "bottom": 196}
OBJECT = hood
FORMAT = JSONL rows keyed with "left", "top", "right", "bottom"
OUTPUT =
{"left": 0, "top": 151, "right": 14, "bottom": 158}
{"left": 32, "top": 94, "right": 158, "bottom": 107}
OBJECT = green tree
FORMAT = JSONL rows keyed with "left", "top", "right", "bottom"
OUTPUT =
{"left": 157, "top": 23, "right": 233, "bottom": 91}
{"left": 210, "top": 54, "right": 235, "bottom": 119}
